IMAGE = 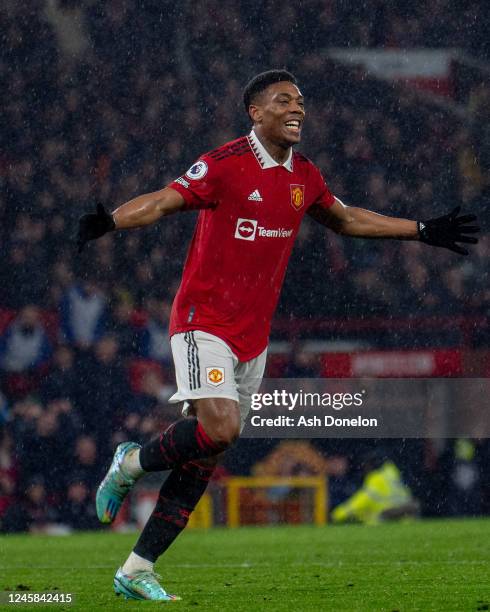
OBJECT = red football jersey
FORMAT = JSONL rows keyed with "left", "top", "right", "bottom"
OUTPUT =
{"left": 167, "top": 130, "right": 335, "bottom": 361}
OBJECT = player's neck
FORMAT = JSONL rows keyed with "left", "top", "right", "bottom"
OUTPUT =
{"left": 252, "top": 128, "right": 291, "bottom": 164}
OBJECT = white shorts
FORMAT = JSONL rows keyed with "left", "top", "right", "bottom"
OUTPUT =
{"left": 169, "top": 331, "right": 266, "bottom": 430}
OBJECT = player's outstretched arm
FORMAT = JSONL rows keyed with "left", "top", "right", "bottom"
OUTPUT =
{"left": 309, "top": 198, "right": 419, "bottom": 240}
{"left": 309, "top": 199, "right": 479, "bottom": 255}
{"left": 112, "top": 186, "right": 185, "bottom": 229}
{"left": 77, "top": 187, "right": 185, "bottom": 252}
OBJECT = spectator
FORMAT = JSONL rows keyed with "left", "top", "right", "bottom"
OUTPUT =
{"left": 47, "top": 398, "right": 81, "bottom": 448}
{"left": 137, "top": 297, "right": 172, "bottom": 366}
{"left": 9, "top": 398, "right": 43, "bottom": 442}
{"left": 17, "top": 407, "right": 73, "bottom": 497}
{"left": 440, "top": 439, "right": 482, "bottom": 516}
{"left": 59, "top": 279, "right": 109, "bottom": 349}
{"left": 61, "top": 475, "right": 100, "bottom": 531}
{"left": 283, "top": 343, "right": 322, "bottom": 378}
{"left": 1, "top": 477, "right": 59, "bottom": 534}
{"left": 0, "top": 306, "right": 52, "bottom": 374}
{"left": 110, "top": 300, "right": 138, "bottom": 358}
{"left": 76, "top": 335, "right": 131, "bottom": 441}
{"left": 69, "top": 435, "right": 101, "bottom": 490}
{"left": 0, "top": 243, "right": 45, "bottom": 309}
{"left": 0, "top": 307, "right": 51, "bottom": 398}
{"left": 42, "top": 345, "right": 79, "bottom": 403}
{"left": 0, "top": 430, "right": 17, "bottom": 522}
{"left": 0, "top": 390, "right": 9, "bottom": 424}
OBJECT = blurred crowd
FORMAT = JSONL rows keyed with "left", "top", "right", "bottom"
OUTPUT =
{"left": 1, "top": 2, "right": 489, "bottom": 321}
{"left": 1, "top": 2, "right": 489, "bottom": 531}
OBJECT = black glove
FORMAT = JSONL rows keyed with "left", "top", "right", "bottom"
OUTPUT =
{"left": 77, "top": 203, "right": 116, "bottom": 253}
{"left": 417, "top": 206, "right": 479, "bottom": 255}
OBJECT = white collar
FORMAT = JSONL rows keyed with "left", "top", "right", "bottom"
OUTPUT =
{"left": 248, "top": 129, "right": 293, "bottom": 172}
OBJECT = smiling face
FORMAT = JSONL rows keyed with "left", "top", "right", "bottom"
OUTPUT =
{"left": 249, "top": 81, "right": 305, "bottom": 148}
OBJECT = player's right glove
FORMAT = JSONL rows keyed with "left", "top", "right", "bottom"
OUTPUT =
{"left": 77, "top": 203, "right": 116, "bottom": 253}
{"left": 417, "top": 206, "right": 479, "bottom": 255}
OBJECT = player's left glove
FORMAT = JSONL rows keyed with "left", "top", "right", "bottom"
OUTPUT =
{"left": 77, "top": 203, "right": 116, "bottom": 253}
{"left": 417, "top": 206, "right": 479, "bottom": 255}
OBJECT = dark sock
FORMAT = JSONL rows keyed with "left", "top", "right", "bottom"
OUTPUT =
{"left": 139, "top": 418, "right": 225, "bottom": 472}
{"left": 133, "top": 460, "right": 216, "bottom": 562}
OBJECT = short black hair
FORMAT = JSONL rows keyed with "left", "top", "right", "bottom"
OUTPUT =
{"left": 243, "top": 69, "right": 297, "bottom": 118}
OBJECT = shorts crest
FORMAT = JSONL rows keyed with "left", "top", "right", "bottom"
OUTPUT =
{"left": 206, "top": 367, "right": 225, "bottom": 387}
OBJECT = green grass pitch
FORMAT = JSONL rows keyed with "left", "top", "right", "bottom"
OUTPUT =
{"left": 1, "top": 519, "right": 489, "bottom": 611}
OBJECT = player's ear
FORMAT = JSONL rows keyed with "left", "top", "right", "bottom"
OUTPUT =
{"left": 249, "top": 104, "right": 262, "bottom": 124}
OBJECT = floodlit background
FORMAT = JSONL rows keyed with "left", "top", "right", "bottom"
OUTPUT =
{"left": 0, "top": 1, "right": 489, "bottom": 532}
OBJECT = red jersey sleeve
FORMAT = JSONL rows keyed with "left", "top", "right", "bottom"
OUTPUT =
{"left": 167, "top": 156, "right": 221, "bottom": 210}
{"left": 310, "top": 165, "right": 335, "bottom": 211}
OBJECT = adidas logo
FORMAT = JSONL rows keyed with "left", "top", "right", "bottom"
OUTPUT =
{"left": 248, "top": 189, "right": 263, "bottom": 202}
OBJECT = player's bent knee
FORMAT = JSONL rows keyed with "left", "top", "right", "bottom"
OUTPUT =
{"left": 210, "top": 420, "right": 240, "bottom": 447}
{"left": 202, "top": 412, "right": 240, "bottom": 447}
{"left": 194, "top": 397, "right": 241, "bottom": 447}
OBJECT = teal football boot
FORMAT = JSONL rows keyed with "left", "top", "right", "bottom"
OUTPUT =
{"left": 96, "top": 441, "right": 141, "bottom": 524}
{"left": 114, "top": 568, "right": 181, "bottom": 601}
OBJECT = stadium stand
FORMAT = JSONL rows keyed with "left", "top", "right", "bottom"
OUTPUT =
{"left": 1, "top": 2, "right": 488, "bottom": 531}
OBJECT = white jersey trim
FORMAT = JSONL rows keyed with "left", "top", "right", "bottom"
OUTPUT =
{"left": 248, "top": 130, "right": 293, "bottom": 173}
